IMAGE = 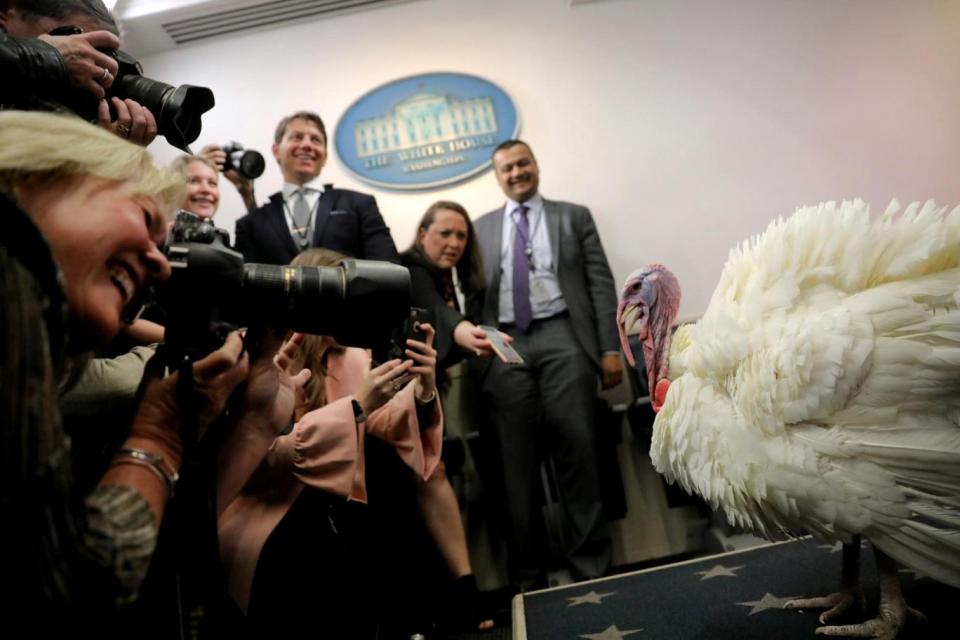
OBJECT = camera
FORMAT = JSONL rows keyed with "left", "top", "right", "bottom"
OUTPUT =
{"left": 221, "top": 142, "right": 265, "bottom": 179}
{"left": 157, "top": 211, "right": 411, "bottom": 361}
{"left": 49, "top": 28, "right": 215, "bottom": 152}
{"left": 108, "top": 50, "right": 215, "bottom": 151}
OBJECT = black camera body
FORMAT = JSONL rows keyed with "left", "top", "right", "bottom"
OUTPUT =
{"left": 221, "top": 142, "right": 265, "bottom": 179}
{"left": 48, "top": 27, "right": 215, "bottom": 151}
{"left": 158, "top": 212, "right": 411, "bottom": 362}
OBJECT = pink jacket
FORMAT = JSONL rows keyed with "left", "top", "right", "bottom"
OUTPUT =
{"left": 217, "top": 348, "right": 443, "bottom": 612}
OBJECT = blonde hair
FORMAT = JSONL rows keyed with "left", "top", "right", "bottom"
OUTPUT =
{"left": 0, "top": 111, "right": 184, "bottom": 216}
{"left": 289, "top": 248, "right": 349, "bottom": 414}
{"left": 170, "top": 154, "right": 219, "bottom": 180}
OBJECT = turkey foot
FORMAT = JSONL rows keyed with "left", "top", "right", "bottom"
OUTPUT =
{"left": 785, "top": 538, "right": 866, "bottom": 623}
{"left": 786, "top": 588, "right": 866, "bottom": 624}
{"left": 816, "top": 547, "right": 926, "bottom": 638}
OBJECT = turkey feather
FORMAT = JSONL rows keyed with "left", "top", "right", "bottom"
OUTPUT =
{"left": 638, "top": 199, "right": 960, "bottom": 589}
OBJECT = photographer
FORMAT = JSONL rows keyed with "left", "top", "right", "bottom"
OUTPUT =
{"left": 115, "top": 154, "right": 223, "bottom": 347}
{"left": 0, "top": 110, "right": 307, "bottom": 634}
{"left": 218, "top": 248, "right": 442, "bottom": 637}
{"left": 0, "top": 0, "right": 157, "bottom": 145}
{"left": 200, "top": 143, "right": 257, "bottom": 213}
{"left": 177, "top": 153, "right": 221, "bottom": 219}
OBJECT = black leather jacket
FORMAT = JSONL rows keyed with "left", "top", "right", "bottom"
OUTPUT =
{"left": 0, "top": 26, "right": 71, "bottom": 109}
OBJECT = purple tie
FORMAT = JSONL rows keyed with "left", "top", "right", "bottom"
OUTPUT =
{"left": 512, "top": 205, "right": 533, "bottom": 331}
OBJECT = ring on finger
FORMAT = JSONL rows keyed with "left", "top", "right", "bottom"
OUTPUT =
{"left": 101, "top": 67, "right": 110, "bottom": 83}
{"left": 116, "top": 122, "right": 131, "bottom": 138}
{"left": 392, "top": 381, "right": 403, "bottom": 392}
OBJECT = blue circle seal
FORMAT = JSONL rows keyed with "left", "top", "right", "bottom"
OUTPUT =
{"left": 334, "top": 72, "right": 520, "bottom": 191}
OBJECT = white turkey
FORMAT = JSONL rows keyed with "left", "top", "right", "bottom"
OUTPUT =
{"left": 616, "top": 199, "right": 960, "bottom": 639}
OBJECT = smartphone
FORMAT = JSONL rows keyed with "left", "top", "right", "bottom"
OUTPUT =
{"left": 478, "top": 325, "right": 524, "bottom": 365}
{"left": 386, "top": 307, "right": 430, "bottom": 361}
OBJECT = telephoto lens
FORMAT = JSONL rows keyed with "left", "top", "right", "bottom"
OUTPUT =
{"left": 109, "top": 51, "right": 214, "bottom": 151}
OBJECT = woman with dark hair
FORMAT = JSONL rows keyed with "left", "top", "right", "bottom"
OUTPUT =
{"left": 400, "top": 200, "right": 510, "bottom": 632}
{"left": 403, "top": 200, "right": 493, "bottom": 376}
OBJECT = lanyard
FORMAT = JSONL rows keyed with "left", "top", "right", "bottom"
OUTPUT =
{"left": 511, "top": 205, "right": 542, "bottom": 266}
{"left": 282, "top": 194, "right": 318, "bottom": 249}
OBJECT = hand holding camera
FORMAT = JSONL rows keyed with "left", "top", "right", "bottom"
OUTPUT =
{"left": 128, "top": 331, "right": 249, "bottom": 478}
{"left": 97, "top": 96, "right": 158, "bottom": 145}
{"left": 37, "top": 29, "right": 119, "bottom": 98}
{"left": 200, "top": 142, "right": 263, "bottom": 210}
{"left": 45, "top": 26, "right": 213, "bottom": 151}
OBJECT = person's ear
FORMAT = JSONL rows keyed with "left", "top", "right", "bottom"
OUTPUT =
{"left": 271, "top": 142, "right": 281, "bottom": 163}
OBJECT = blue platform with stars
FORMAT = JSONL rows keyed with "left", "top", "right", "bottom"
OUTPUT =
{"left": 512, "top": 537, "right": 957, "bottom": 639}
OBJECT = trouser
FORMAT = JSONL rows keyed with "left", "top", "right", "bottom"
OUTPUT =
{"left": 480, "top": 313, "right": 611, "bottom": 585}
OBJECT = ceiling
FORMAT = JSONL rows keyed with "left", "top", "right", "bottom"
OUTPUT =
{"left": 115, "top": 0, "right": 421, "bottom": 58}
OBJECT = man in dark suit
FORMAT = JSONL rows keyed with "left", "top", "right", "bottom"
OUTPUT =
{"left": 233, "top": 110, "right": 398, "bottom": 264}
{"left": 469, "top": 139, "right": 623, "bottom": 588}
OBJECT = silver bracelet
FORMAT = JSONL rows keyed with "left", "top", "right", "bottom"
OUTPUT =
{"left": 111, "top": 447, "right": 179, "bottom": 497}
{"left": 416, "top": 388, "right": 437, "bottom": 404}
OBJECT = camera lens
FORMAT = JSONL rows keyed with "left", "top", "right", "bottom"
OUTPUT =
{"left": 227, "top": 148, "right": 265, "bottom": 179}
{"left": 241, "top": 260, "right": 410, "bottom": 346}
{"left": 110, "top": 51, "right": 214, "bottom": 151}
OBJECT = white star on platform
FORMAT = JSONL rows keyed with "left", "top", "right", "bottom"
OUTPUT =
{"left": 579, "top": 624, "right": 643, "bottom": 639}
{"left": 737, "top": 592, "right": 803, "bottom": 615}
{"left": 567, "top": 590, "right": 615, "bottom": 606}
{"left": 695, "top": 564, "right": 744, "bottom": 580}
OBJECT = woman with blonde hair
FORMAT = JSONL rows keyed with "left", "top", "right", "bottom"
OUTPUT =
{"left": 0, "top": 110, "right": 305, "bottom": 635}
{"left": 170, "top": 153, "right": 221, "bottom": 219}
{"left": 117, "top": 153, "right": 224, "bottom": 346}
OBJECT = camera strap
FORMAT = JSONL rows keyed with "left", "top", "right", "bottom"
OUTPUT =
{"left": 169, "top": 354, "right": 228, "bottom": 639}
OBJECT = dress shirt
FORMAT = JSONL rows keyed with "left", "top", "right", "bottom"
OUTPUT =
{"left": 281, "top": 180, "right": 325, "bottom": 244}
{"left": 498, "top": 193, "right": 567, "bottom": 324}
{"left": 451, "top": 267, "right": 466, "bottom": 313}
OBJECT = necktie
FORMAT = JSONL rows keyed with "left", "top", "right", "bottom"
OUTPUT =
{"left": 512, "top": 205, "right": 533, "bottom": 331}
{"left": 292, "top": 188, "right": 311, "bottom": 247}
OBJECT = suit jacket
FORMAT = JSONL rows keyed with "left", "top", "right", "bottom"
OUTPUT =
{"left": 468, "top": 198, "right": 620, "bottom": 371}
{"left": 233, "top": 186, "right": 399, "bottom": 265}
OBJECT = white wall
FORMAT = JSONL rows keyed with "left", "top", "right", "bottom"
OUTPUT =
{"left": 141, "top": 0, "right": 960, "bottom": 316}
